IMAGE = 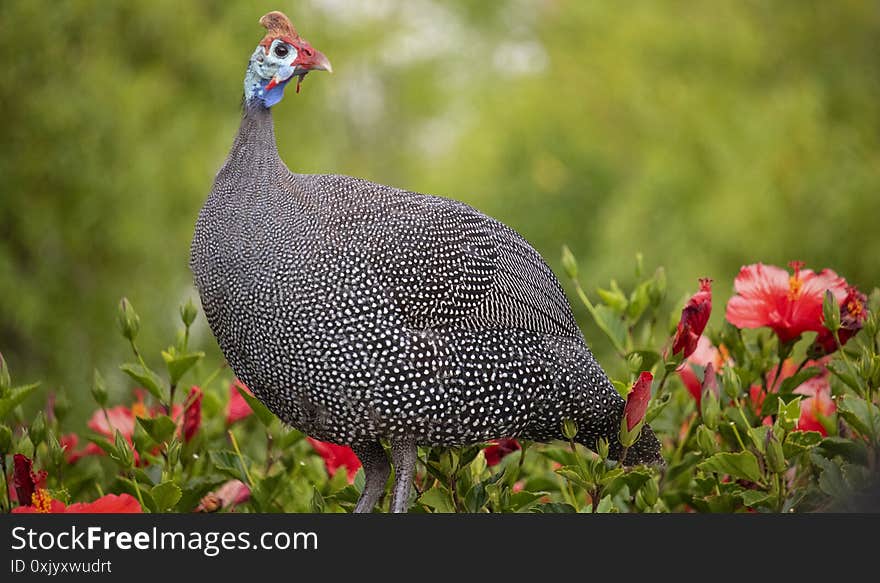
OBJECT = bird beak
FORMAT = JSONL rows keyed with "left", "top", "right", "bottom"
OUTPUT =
{"left": 294, "top": 47, "right": 333, "bottom": 74}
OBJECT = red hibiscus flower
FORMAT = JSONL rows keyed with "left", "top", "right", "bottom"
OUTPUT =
{"left": 794, "top": 375, "right": 836, "bottom": 436}
{"left": 13, "top": 492, "right": 142, "bottom": 514}
{"left": 306, "top": 438, "right": 362, "bottom": 483}
{"left": 82, "top": 390, "right": 183, "bottom": 465}
{"left": 87, "top": 390, "right": 183, "bottom": 441}
{"left": 726, "top": 262, "right": 848, "bottom": 344}
{"left": 670, "top": 278, "right": 713, "bottom": 359}
{"left": 59, "top": 433, "right": 103, "bottom": 464}
{"left": 226, "top": 379, "right": 254, "bottom": 425}
{"left": 183, "top": 386, "right": 203, "bottom": 443}
{"left": 678, "top": 336, "right": 731, "bottom": 406}
{"left": 811, "top": 286, "right": 869, "bottom": 356}
{"left": 483, "top": 438, "right": 521, "bottom": 467}
{"left": 12, "top": 454, "right": 46, "bottom": 507}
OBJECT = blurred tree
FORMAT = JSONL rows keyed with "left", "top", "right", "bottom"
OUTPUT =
{"left": 1, "top": 0, "right": 878, "bottom": 414}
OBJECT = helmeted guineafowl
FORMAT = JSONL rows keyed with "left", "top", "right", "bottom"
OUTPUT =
{"left": 190, "top": 10, "right": 661, "bottom": 513}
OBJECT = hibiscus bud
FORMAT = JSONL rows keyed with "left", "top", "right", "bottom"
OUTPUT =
{"left": 701, "top": 390, "right": 721, "bottom": 431}
{"left": 29, "top": 411, "right": 47, "bottom": 447}
{"left": 640, "top": 477, "right": 660, "bottom": 507}
{"left": 0, "top": 424, "right": 12, "bottom": 452}
{"left": 596, "top": 437, "right": 610, "bottom": 460}
{"left": 561, "top": 418, "right": 579, "bottom": 441}
{"left": 619, "top": 372, "right": 653, "bottom": 448}
{"left": 47, "top": 432, "right": 64, "bottom": 467}
{"left": 0, "top": 352, "right": 10, "bottom": 398}
{"left": 561, "top": 245, "right": 578, "bottom": 280}
{"left": 113, "top": 430, "right": 135, "bottom": 469}
{"left": 649, "top": 267, "right": 667, "bottom": 307}
{"left": 53, "top": 393, "right": 72, "bottom": 424}
{"left": 695, "top": 425, "right": 718, "bottom": 454}
{"left": 822, "top": 290, "right": 841, "bottom": 333}
{"left": 626, "top": 353, "right": 643, "bottom": 374}
{"left": 196, "top": 493, "right": 222, "bottom": 513}
{"left": 180, "top": 298, "right": 199, "bottom": 328}
{"left": 91, "top": 369, "right": 108, "bottom": 407}
{"left": 117, "top": 297, "right": 141, "bottom": 341}
{"left": 166, "top": 438, "right": 182, "bottom": 468}
{"left": 764, "top": 431, "right": 787, "bottom": 474}
{"left": 721, "top": 367, "right": 742, "bottom": 401}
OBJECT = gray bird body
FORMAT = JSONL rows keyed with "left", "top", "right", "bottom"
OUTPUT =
{"left": 191, "top": 100, "right": 660, "bottom": 512}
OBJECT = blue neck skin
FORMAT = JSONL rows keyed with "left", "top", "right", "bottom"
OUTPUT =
{"left": 244, "top": 76, "right": 291, "bottom": 108}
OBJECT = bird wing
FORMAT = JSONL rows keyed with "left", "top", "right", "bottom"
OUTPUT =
{"left": 315, "top": 175, "right": 581, "bottom": 337}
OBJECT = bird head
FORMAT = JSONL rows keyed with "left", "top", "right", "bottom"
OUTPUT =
{"left": 244, "top": 11, "right": 332, "bottom": 107}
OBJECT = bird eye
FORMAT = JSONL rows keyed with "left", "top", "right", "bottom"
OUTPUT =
{"left": 274, "top": 44, "right": 289, "bottom": 58}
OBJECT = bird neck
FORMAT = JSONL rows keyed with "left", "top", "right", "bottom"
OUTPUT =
{"left": 225, "top": 99, "right": 281, "bottom": 170}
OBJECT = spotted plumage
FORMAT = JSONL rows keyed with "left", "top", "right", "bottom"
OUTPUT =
{"left": 190, "top": 11, "right": 660, "bottom": 513}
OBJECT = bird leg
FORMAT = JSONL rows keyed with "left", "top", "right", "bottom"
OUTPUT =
{"left": 389, "top": 438, "right": 418, "bottom": 513}
{"left": 352, "top": 441, "right": 390, "bottom": 513}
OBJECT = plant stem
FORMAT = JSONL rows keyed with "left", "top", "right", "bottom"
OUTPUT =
{"left": 448, "top": 450, "right": 461, "bottom": 512}
{"left": 792, "top": 357, "right": 810, "bottom": 377}
{"left": 775, "top": 473, "right": 785, "bottom": 513}
{"left": 166, "top": 383, "right": 177, "bottom": 416}
{"left": 130, "top": 339, "right": 147, "bottom": 369}
{"left": 199, "top": 361, "right": 229, "bottom": 391}
{"left": 128, "top": 474, "right": 147, "bottom": 512}
{"left": 228, "top": 430, "right": 255, "bottom": 488}
{"left": 653, "top": 366, "right": 673, "bottom": 401}
{"left": 729, "top": 422, "right": 748, "bottom": 452}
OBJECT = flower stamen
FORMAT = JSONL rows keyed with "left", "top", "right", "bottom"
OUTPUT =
{"left": 787, "top": 261, "right": 806, "bottom": 301}
{"left": 31, "top": 489, "right": 53, "bottom": 513}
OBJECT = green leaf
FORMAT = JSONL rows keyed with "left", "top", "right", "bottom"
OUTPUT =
{"left": 136, "top": 415, "right": 177, "bottom": 445}
{"left": 739, "top": 489, "right": 770, "bottom": 508}
{"left": 605, "top": 469, "right": 650, "bottom": 496}
{"left": 310, "top": 487, "right": 325, "bottom": 513}
{"left": 826, "top": 361, "right": 865, "bottom": 393}
{"left": 161, "top": 348, "right": 205, "bottom": 385}
{"left": 817, "top": 437, "right": 869, "bottom": 465}
{"left": 555, "top": 466, "right": 592, "bottom": 491}
{"left": 151, "top": 482, "right": 182, "bottom": 512}
{"left": 419, "top": 486, "right": 454, "bottom": 513}
{"left": 837, "top": 395, "right": 880, "bottom": 439}
{"left": 235, "top": 383, "right": 276, "bottom": 427}
{"left": 692, "top": 494, "right": 738, "bottom": 513}
{"left": 0, "top": 383, "right": 40, "bottom": 419}
{"left": 783, "top": 430, "right": 823, "bottom": 458}
{"left": 595, "top": 495, "right": 615, "bottom": 513}
{"left": 776, "top": 367, "right": 824, "bottom": 394}
{"left": 464, "top": 483, "right": 488, "bottom": 513}
{"left": 120, "top": 363, "right": 165, "bottom": 402}
{"left": 810, "top": 451, "right": 850, "bottom": 500}
{"left": 507, "top": 491, "right": 546, "bottom": 513}
{"left": 209, "top": 450, "right": 250, "bottom": 483}
{"left": 698, "top": 451, "right": 763, "bottom": 484}
{"left": 532, "top": 502, "right": 576, "bottom": 514}
{"left": 774, "top": 396, "right": 802, "bottom": 432}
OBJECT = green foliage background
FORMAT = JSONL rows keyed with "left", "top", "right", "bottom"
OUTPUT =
{"left": 1, "top": 0, "right": 878, "bottom": 421}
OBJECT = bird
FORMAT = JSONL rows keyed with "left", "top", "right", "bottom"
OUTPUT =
{"left": 190, "top": 10, "right": 661, "bottom": 513}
